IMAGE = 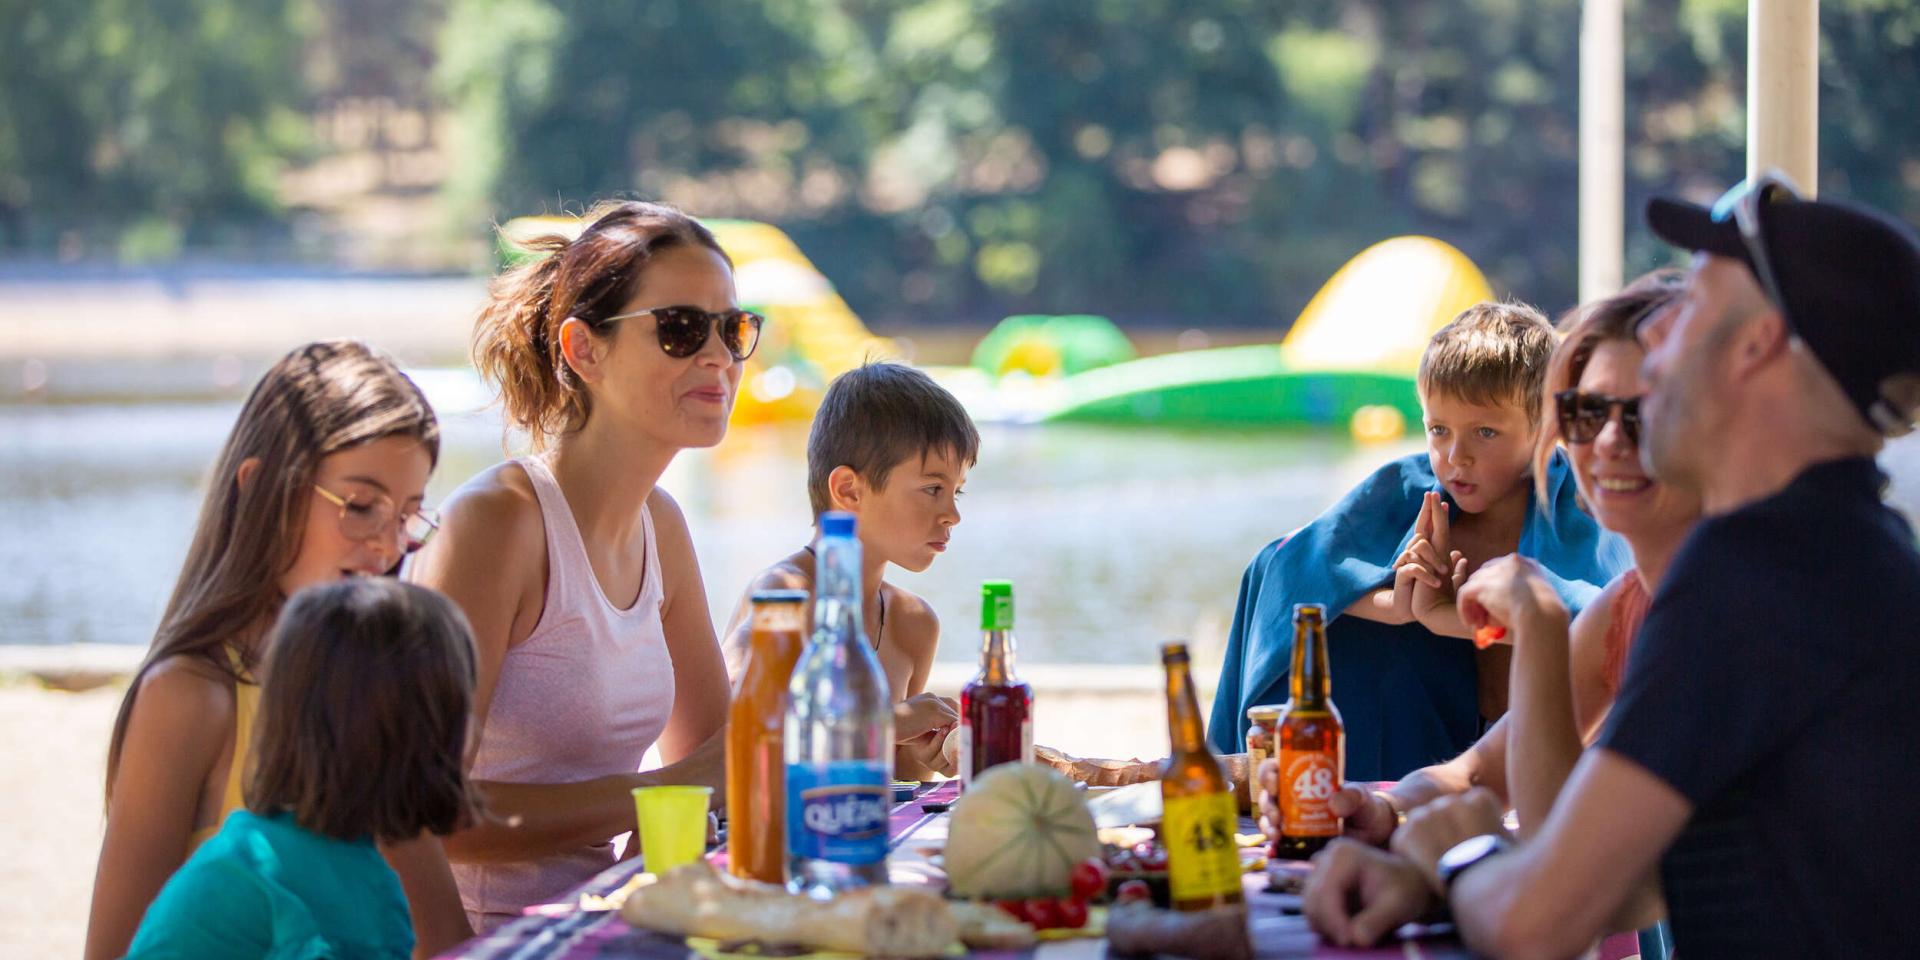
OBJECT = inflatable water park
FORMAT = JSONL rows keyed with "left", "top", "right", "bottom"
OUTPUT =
{"left": 492, "top": 215, "right": 1493, "bottom": 440}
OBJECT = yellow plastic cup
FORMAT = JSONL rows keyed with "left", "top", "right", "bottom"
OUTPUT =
{"left": 631, "top": 785, "right": 712, "bottom": 874}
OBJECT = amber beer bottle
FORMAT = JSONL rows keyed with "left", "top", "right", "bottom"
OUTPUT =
{"left": 1159, "top": 641, "right": 1245, "bottom": 910}
{"left": 1273, "top": 603, "right": 1345, "bottom": 860}
{"left": 725, "top": 590, "right": 809, "bottom": 883}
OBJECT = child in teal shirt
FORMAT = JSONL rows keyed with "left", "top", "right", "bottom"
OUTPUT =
{"left": 126, "top": 579, "right": 481, "bottom": 959}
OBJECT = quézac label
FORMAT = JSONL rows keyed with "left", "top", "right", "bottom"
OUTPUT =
{"left": 785, "top": 760, "right": 888, "bottom": 864}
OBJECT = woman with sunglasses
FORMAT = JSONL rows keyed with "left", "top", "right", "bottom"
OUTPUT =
{"left": 1286, "top": 272, "right": 1700, "bottom": 863}
{"left": 87, "top": 341, "right": 469, "bottom": 959}
{"left": 409, "top": 201, "right": 754, "bottom": 931}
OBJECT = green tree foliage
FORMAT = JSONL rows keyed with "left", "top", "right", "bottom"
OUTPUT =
{"left": 0, "top": 0, "right": 309, "bottom": 258}
{"left": 5, "top": 0, "right": 1918, "bottom": 325}
{"left": 434, "top": 0, "right": 1920, "bottom": 326}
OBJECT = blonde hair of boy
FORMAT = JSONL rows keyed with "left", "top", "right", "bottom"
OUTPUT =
{"left": 1417, "top": 301, "right": 1558, "bottom": 425}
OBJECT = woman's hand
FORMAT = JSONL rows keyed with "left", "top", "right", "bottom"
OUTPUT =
{"left": 894, "top": 692, "right": 960, "bottom": 744}
{"left": 1455, "top": 555, "right": 1568, "bottom": 640}
{"left": 1330, "top": 784, "right": 1403, "bottom": 847}
{"left": 650, "top": 727, "right": 727, "bottom": 793}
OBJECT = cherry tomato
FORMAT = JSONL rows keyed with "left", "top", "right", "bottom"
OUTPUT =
{"left": 995, "top": 899, "right": 1028, "bottom": 923}
{"left": 1057, "top": 897, "right": 1089, "bottom": 929}
{"left": 1069, "top": 859, "right": 1108, "bottom": 900}
{"left": 1024, "top": 897, "right": 1061, "bottom": 930}
{"left": 1116, "top": 879, "right": 1152, "bottom": 904}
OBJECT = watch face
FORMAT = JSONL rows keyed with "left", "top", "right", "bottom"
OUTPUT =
{"left": 1439, "top": 833, "right": 1506, "bottom": 879}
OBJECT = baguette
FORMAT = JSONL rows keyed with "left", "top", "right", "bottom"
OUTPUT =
{"left": 622, "top": 862, "right": 959, "bottom": 957}
{"left": 946, "top": 900, "right": 1038, "bottom": 951}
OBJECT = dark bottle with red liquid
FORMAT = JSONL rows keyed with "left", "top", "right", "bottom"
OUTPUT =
{"left": 958, "top": 579, "right": 1033, "bottom": 789}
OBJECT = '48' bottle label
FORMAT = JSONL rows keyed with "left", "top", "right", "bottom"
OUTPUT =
{"left": 1280, "top": 751, "right": 1340, "bottom": 837}
{"left": 785, "top": 760, "right": 889, "bottom": 864}
{"left": 1162, "top": 791, "right": 1241, "bottom": 902}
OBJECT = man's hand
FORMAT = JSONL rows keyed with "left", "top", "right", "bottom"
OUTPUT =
{"left": 1302, "top": 839, "right": 1436, "bottom": 948}
{"left": 1389, "top": 787, "right": 1510, "bottom": 893}
{"left": 894, "top": 692, "right": 960, "bottom": 743}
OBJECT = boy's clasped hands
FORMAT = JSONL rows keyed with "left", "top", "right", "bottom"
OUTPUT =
{"left": 1387, "top": 492, "right": 1473, "bottom": 633}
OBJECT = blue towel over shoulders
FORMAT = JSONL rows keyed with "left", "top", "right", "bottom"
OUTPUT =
{"left": 1206, "top": 450, "right": 1629, "bottom": 781}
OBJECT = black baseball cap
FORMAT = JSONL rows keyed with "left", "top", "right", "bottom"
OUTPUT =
{"left": 1645, "top": 177, "right": 1920, "bottom": 435}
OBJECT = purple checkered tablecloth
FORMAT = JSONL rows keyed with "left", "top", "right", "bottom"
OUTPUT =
{"left": 437, "top": 780, "right": 1470, "bottom": 959}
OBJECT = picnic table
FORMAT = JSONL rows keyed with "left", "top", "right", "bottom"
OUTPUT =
{"left": 438, "top": 781, "right": 1470, "bottom": 960}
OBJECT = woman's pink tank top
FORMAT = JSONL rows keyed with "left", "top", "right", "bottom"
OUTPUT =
{"left": 1600, "top": 568, "right": 1652, "bottom": 698}
{"left": 454, "top": 456, "right": 676, "bottom": 929}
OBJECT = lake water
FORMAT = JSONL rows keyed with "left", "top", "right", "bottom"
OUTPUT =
{"left": 8, "top": 399, "right": 1920, "bottom": 667}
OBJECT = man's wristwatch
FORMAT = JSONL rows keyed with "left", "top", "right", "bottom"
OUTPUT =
{"left": 1436, "top": 833, "right": 1514, "bottom": 894}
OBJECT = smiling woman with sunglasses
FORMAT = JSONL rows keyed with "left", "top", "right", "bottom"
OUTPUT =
{"left": 408, "top": 201, "right": 741, "bottom": 932}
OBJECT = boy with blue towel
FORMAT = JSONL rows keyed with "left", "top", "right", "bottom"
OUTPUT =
{"left": 1209, "top": 302, "right": 1628, "bottom": 781}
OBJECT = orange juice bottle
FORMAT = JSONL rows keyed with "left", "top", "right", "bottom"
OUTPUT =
{"left": 726, "top": 590, "right": 808, "bottom": 883}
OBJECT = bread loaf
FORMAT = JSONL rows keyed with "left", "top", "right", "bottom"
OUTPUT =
{"left": 621, "top": 862, "right": 961, "bottom": 957}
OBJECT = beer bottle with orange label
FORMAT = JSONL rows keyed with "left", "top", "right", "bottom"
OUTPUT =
{"left": 1274, "top": 603, "right": 1345, "bottom": 860}
{"left": 1159, "top": 641, "right": 1245, "bottom": 910}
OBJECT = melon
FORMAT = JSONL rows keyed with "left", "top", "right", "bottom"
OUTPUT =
{"left": 943, "top": 764, "right": 1101, "bottom": 900}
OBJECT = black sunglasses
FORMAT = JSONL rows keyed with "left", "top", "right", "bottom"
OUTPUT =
{"left": 601, "top": 305, "right": 765, "bottom": 361}
{"left": 1555, "top": 389, "right": 1640, "bottom": 446}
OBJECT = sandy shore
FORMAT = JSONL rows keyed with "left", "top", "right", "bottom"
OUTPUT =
{"left": 1, "top": 684, "right": 121, "bottom": 958}
{"left": 1, "top": 668, "right": 1175, "bottom": 957}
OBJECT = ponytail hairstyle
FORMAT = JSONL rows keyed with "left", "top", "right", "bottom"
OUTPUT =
{"left": 1533, "top": 270, "right": 1686, "bottom": 506}
{"left": 105, "top": 340, "right": 439, "bottom": 802}
{"left": 472, "top": 200, "right": 730, "bottom": 450}
{"left": 249, "top": 578, "right": 482, "bottom": 842}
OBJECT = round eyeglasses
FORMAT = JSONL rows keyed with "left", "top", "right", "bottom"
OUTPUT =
{"left": 313, "top": 484, "right": 440, "bottom": 554}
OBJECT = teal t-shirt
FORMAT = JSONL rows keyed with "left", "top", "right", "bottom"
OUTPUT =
{"left": 126, "top": 809, "right": 414, "bottom": 960}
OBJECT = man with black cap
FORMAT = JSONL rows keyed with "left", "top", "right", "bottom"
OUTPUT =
{"left": 1297, "top": 174, "right": 1920, "bottom": 959}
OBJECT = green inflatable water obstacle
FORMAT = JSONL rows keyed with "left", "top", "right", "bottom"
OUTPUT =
{"left": 1037, "top": 236, "right": 1493, "bottom": 433}
{"left": 1041, "top": 345, "right": 1424, "bottom": 428}
{"left": 971, "top": 314, "right": 1137, "bottom": 379}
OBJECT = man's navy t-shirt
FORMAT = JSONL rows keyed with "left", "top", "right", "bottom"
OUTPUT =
{"left": 1599, "top": 457, "right": 1920, "bottom": 957}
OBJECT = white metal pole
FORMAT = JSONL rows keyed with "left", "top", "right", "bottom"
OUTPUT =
{"left": 1579, "top": 0, "right": 1626, "bottom": 304}
{"left": 1748, "top": 0, "right": 1820, "bottom": 195}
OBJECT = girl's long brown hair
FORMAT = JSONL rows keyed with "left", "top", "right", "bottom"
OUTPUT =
{"left": 105, "top": 340, "right": 439, "bottom": 802}
{"left": 472, "top": 200, "right": 729, "bottom": 450}
{"left": 1533, "top": 270, "right": 1686, "bottom": 505}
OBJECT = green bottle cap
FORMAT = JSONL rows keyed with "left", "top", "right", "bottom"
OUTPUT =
{"left": 980, "top": 580, "right": 1014, "bottom": 631}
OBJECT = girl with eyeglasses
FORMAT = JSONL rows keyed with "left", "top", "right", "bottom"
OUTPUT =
{"left": 409, "top": 201, "right": 743, "bottom": 931}
{"left": 87, "top": 340, "right": 470, "bottom": 959}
